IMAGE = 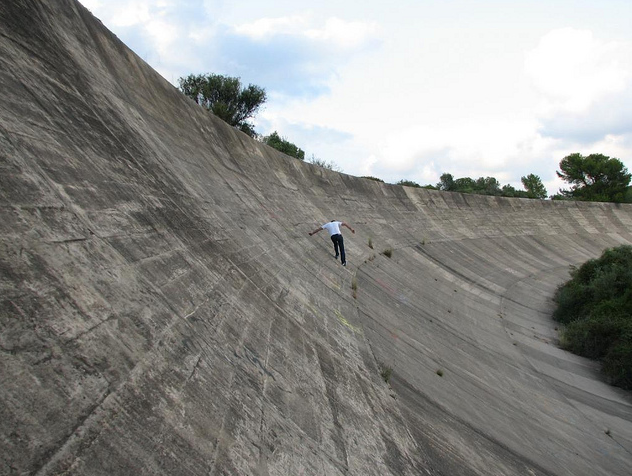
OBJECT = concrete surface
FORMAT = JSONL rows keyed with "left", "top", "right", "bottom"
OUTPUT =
{"left": 1, "top": 1, "right": 631, "bottom": 475}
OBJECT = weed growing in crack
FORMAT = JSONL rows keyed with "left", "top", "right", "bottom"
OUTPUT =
{"left": 379, "top": 363, "right": 393, "bottom": 383}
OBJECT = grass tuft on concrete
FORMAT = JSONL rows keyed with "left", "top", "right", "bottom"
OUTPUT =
{"left": 379, "top": 363, "right": 393, "bottom": 383}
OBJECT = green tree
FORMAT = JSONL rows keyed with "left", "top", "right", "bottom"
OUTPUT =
{"left": 178, "top": 73, "right": 266, "bottom": 137}
{"left": 549, "top": 193, "right": 567, "bottom": 200}
{"left": 501, "top": 184, "right": 528, "bottom": 198}
{"left": 437, "top": 173, "right": 455, "bottom": 191}
{"left": 438, "top": 171, "right": 544, "bottom": 198}
{"left": 521, "top": 174, "right": 547, "bottom": 199}
{"left": 475, "top": 176, "right": 501, "bottom": 195}
{"left": 397, "top": 179, "right": 421, "bottom": 188}
{"left": 263, "top": 131, "right": 305, "bottom": 160}
{"left": 454, "top": 177, "right": 477, "bottom": 194}
{"left": 556, "top": 153, "right": 631, "bottom": 202}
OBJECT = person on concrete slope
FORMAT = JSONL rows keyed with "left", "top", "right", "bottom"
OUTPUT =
{"left": 309, "top": 220, "right": 355, "bottom": 266}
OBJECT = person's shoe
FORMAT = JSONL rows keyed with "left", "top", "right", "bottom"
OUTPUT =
{"left": 342, "top": 262, "right": 347, "bottom": 266}
{"left": 335, "top": 254, "right": 339, "bottom": 259}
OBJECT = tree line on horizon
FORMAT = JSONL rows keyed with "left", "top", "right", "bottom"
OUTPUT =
{"left": 178, "top": 73, "right": 631, "bottom": 203}
{"left": 361, "top": 174, "right": 547, "bottom": 199}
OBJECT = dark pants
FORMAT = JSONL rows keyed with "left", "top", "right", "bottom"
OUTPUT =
{"left": 331, "top": 234, "right": 345, "bottom": 264}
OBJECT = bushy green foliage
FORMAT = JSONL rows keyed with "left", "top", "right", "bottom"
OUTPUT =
{"left": 500, "top": 184, "right": 528, "bottom": 198}
{"left": 436, "top": 172, "right": 545, "bottom": 199}
{"left": 263, "top": 131, "right": 305, "bottom": 160}
{"left": 521, "top": 173, "right": 548, "bottom": 199}
{"left": 556, "top": 153, "right": 631, "bottom": 202}
{"left": 309, "top": 155, "right": 341, "bottom": 172}
{"left": 437, "top": 173, "right": 454, "bottom": 191}
{"left": 379, "top": 363, "right": 393, "bottom": 383}
{"left": 397, "top": 179, "right": 421, "bottom": 188}
{"left": 553, "top": 245, "right": 632, "bottom": 389}
{"left": 362, "top": 176, "right": 385, "bottom": 182}
{"left": 178, "top": 73, "right": 266, "bottom": 137}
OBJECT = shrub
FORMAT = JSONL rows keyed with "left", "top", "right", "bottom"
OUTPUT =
{"left": 553, "top": 245, "right": 632, "bottom": 389}
{"left": 309, "top": 154, "right": 341, "bottom": 172}
{"left": 396, "top": 179, "right": 421, "bottom": 188}
{"left": 368, "top": 237, "right": 374, "bottom": 249}
{"left": 382, "top": 248, "right": 393, "bottom": 258}
{"left": 379, "top": 363, "right": 393, "bottom": 383}
{"left": 362, "top": 176, "right": 385, "bottom": 182}
{"left": 603, "top": 340, "right": 632, "bottom": 389}
{"left": 263, "top": 131, "right": 305, "bottom": 160}
{"left": 178, "top": 73, "right": 265, "bottom": 137}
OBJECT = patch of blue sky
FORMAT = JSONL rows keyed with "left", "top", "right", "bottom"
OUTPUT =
{"left": 212, "top": 31, "right": 335, "bottom": 98}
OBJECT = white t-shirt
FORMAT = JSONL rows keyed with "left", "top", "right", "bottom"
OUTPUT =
{"left": 321, "top": 221, "right": 342, "bottom": 236}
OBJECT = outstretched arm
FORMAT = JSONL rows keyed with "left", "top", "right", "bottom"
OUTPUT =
{"left": 341, "top": 222, "right": 355, "bottom": 234}
{"left": 309, "top": 227, "right": 323, "bottom": 236}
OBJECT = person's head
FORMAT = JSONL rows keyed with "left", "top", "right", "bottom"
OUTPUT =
{"left": 331, "top": 219, "right": 335, "bottom": 222}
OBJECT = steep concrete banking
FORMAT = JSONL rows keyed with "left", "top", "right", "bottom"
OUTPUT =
{"left": 356, "top": 225, "right": 632, "bottom": 476}
{"left": 1, "top": 1, "right": 631, "bottom": 475}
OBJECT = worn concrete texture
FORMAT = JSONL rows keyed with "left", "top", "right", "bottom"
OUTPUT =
{"left": 1, "top": 1, "right": 632, "bottom": 475}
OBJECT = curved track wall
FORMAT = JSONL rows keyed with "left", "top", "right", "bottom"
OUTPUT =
{"left": 1, "top": 1, "right": 631, "bottom": 475}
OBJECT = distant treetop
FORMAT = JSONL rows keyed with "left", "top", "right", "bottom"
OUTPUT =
{"left": 178, "top": 73, "right": 266, "bottom": 138}
{"left": 555, "top": 153, "right": 631, "bottom": 203}
{"left": 263, "top": 132, "right": 305, "bottom": 160}
{"left": 436, "top": 172, "right": 546, "bottom": 199}
{"left": 396, "top": 179, "right": 422, "bottom": 188}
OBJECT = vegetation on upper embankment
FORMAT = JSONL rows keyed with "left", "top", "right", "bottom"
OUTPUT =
{"left": 178, "top": 73, "right": 632, "bottom": 203}
{"left": 553, "top": 245, "right": 632, "bottom": 390}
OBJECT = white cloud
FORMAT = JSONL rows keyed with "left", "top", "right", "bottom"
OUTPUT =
{"left": 80, "top": 0, "right": 103, "bottom": 10}
{"left": 525, "top": 28, "right": 631, "bottom": 114}
{"left": 188, "top": 25, "right": 214, "bottom": 43}
{"left": 371, "top": 119, "right": 543, "bottom": 180}
{"left": 525, "top": 28, "right": 632, "bottom": 147}
{"left": 233, "top": 15, "right": 307, "bottom": 39}
{"left": 76, "top": 1, "right": 632, "bottom": 194}
{"left": 110, "top": 0, "right": 152, "bottom": 27}
{"left": 304, "top": 17, "right": 380, "bottom": 49}
{"left": 144, "top": 19, "right": 178, "bottom": 51}
{"left": 233, "top": 15, "right": 380, "bottom": 49}
{"left": 265, "top": 24, "right": 632, "bottom": 191}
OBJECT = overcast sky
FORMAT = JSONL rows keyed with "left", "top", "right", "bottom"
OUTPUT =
{"left": 79, "top": 0, "right": 632, "bottom": 195}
